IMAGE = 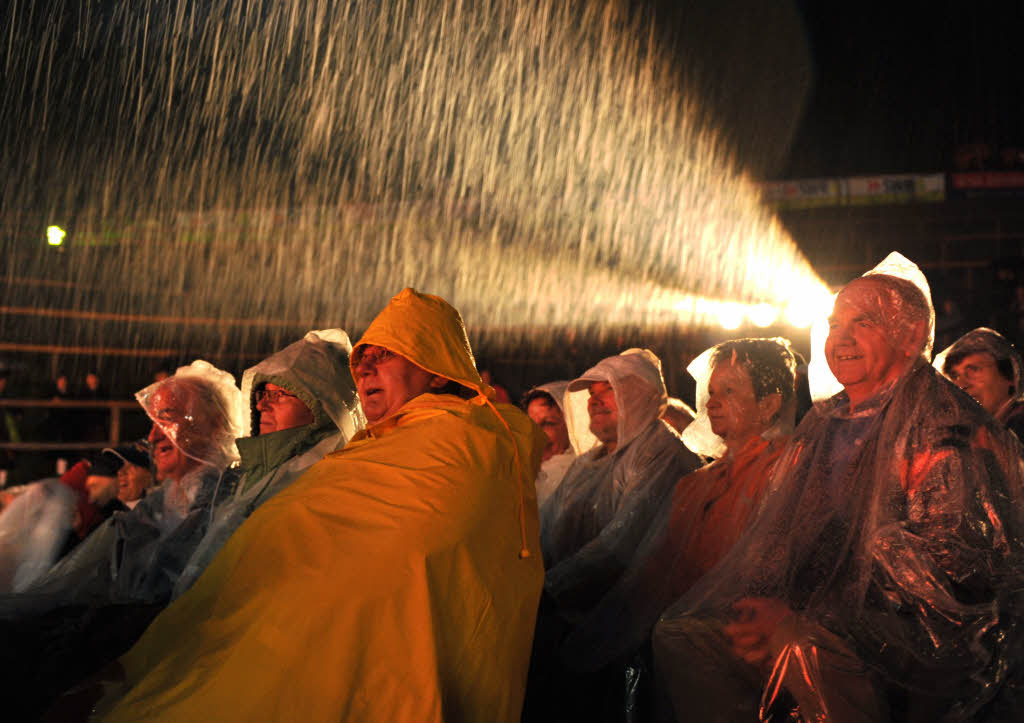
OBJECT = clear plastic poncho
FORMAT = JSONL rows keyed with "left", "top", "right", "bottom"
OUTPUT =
{"left": 0, "top": 361, "right": 244, "bottom": 617}
{"left": 0, "top": 479, "right": 75, "bottom": 593}
{"left": 174, "top": 330, "right": 362, "bottom": 597}
{"left": 554, "top": 339, "right": 797, "bottom": 674}
{"left": 528, "top": 380, "right": 577, "bottom": 507}
{"left": 135, "top": 360, "right": 243, "bottom": 527}
{"left": 655, "top": 256, "right": 1024, "bottom": 722}
{"left": 540, "top": 348, "right": 700, "bottom": 607}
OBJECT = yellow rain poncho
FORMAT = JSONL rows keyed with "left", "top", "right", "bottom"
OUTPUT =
{"left": 96, "top": 289, "right": 545, "bottom": 722}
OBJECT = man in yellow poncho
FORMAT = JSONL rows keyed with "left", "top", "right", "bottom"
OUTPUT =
{"left": 87, "top": 288, "right": 546, "bottom": 722}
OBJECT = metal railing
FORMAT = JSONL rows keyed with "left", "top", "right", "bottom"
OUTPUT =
{"left": 0, "top": 398, "right": 141, "bottom": 451}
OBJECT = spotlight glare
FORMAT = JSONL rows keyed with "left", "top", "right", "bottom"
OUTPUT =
{"left": 748, "top": 303, "right": 778, "bottom": 328}
{"left": 46, "top": 225, "right": 66, "bottom": 246}
{"left": 718, "top": 303, "right": 744, "bottom": 331}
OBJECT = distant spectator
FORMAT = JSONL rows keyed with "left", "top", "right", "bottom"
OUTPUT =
{"left": 522, "top": 382, "right": 576, "bottom": 507}
{"left": 936, "top": 327, "right": 1024, "bottom": 441}
{"left": 934, "top": 297, "right": 967, "bottom": 352}
{"left": 101, "top": 442, "right": 155, "bottom": 510}
{"left": 480, "top": 368, "right": 512, "bottom": 404}
{"left": 82, "top": 372, "right": 106, "bottom": 400}
{"left": 51, "top": 374, "right": 72, "bottom": 401}
{"left": 48, "top": 373, "right": 75, "bottom": 443}
{"left": 79, "top": 372, "right": 109, "bottom": 442}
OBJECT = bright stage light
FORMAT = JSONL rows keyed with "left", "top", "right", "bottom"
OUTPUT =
{"left": 748, "top": 303, "right": 778, "bottom": 327}
{"left": 717, "top": 303, "right": 744, "bottom": 330}
{"left": 46, "top": 225, "right": 66, "bottom": 246}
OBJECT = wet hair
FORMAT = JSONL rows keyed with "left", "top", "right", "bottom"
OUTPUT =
{"left": 521, "top": 388, "right": 557, "bottom": 411}
{"left": 709, "top": 338, "right": 797, "bottom": 410}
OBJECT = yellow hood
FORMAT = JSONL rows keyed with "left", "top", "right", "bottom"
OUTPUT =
{"left": 352, "top": 288, "right": 493, "bottom": 400}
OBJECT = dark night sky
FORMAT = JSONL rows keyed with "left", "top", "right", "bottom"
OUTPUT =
{"left": 782, "top": 1, "right": 1024, "bottom": 178}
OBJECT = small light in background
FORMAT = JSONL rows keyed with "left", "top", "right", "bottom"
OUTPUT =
{"left": 46, "top": 225, "right": 66, "bottom": 246}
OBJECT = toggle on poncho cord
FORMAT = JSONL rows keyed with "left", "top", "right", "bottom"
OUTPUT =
{"left": 95, "top": 288, "right": 546, "bottom": 722}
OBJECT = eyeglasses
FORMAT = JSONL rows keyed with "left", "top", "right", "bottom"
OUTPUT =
{"left": 353, "top": 346, "right": 395, "bottom": 368}
{"left": 255, "top": 388, "right": 299, "bottom": 404}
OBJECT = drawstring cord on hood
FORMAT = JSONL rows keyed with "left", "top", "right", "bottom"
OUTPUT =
{"left": 472, "top": 393, "right": 532, "bottom": 559}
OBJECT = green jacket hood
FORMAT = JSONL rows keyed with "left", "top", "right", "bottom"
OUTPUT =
{"left": 241, "top": 329, "right": 362, "bottom": 442}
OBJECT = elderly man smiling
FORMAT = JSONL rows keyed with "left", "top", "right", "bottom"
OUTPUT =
{"left": 90, "top": 289, "right": 545, "bottom": 723}
{"left": 655, "top": 254, "right": 1024, "bottom": 722}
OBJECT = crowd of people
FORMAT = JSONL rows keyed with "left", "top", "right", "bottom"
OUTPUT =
{"left": 0, "top": 256, "right": 1023, "bottom": 721}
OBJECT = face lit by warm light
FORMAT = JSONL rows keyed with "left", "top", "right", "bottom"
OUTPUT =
{"left": 825, "top": 279, "right": 908, "bottom": 409}
{"left": 948, "top": 352, "right": 1013, "bottom": 415}
{"left": 117, "top": 463, "right": 154, "bottom": 503}
{"left": 255, "top": 383, "right": 315, "bottom": 434}
{"left": 146, "top": 385, "right": 203, "bottom": 482}
{"left": 706, "top": 360, "right": 772, "bottom": 448}
{"left": 587, "top": 381, "right": 619, "bottom": 452}
{"left": 352, "top": 344, "right": 446, "bottom": 424}
{"left": 527, "top": 396, "right": 571, "bottom": 462}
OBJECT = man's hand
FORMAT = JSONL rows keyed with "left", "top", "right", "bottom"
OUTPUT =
{"left": 723, "top": 597, "right": 793, "bottom": 672}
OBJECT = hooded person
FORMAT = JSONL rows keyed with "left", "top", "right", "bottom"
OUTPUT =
{"left": 0, "top": 361, "right": 243, "bottom": 720}
{"left": 522, "top": 380, "right": 576, "bottom": 507}
{"left": 654, "top": 253, "right": 1024, "bottom": 722}
{"left": 526, "top": 349, "right": 700, "bottom": 721}
{"left": 172, "top": 329, "right": 361, "bottom": 598}
{"left": 0, "top": 360, "right": 242, "bottom": 613}
{"left": 935, "top": 326, "right": 1024, "bottom": 441}
{"left": 550, "top": 338, "right": 798, "bottom": 683}
{"left": 81, "top": 288, "right": 546, "bottom": 723}
{"left": 540, "top": 348, "right": 700, "bottom": 576}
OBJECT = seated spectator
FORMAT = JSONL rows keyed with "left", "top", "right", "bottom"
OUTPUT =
{"left": 556, "top": 339, "right": 798, "bottom": 679}
{"left": 654, "top": 254, "right": 1024, "bottom": 722}
{"left": 0, "top": 441, "right": 152, "bottom": 594}
{"left": 936, "top": 326, "right": 1024, "bottom": 440}
{"left": 102, "top": 441, "right": 155, "bottom": 510}
{"left": 522, "top": 381, "right": 575, "bottom": 506}
{"left": 79, "top": 289, "right": 545, "bottom": 722}
{"left": 0, "top": 361, "right": 242, "bottom": 718}
{"left": 173, "top": 329, "right": 361, "bottom": 597}
{"left": 527, "top": 349, "right": 700, "bottom": 721}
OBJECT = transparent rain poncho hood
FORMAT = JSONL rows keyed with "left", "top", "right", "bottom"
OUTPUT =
{"left": 656, "top": 255, "right": 1024, "bottom": 721}
{"left": 534, "top": 380, "right": 571, "bottom": 441}
{"left": 555, "top": 339, "right": 796, "bottom": 675}
{"left": 807, "top": 251, "right": 935, "bottom": 401}
{"left": 563, "top": 347, "right": 669, "bottom": 455}
{"left": 528, "top": 380, "right": 576, "bottom": 507}
{"left": 539, "top": 347, "right": 699, "bottom": 613}
{"left": 135, "top": 360, "right": 244, "bottom": 473}
{"left": 934, "top": 327, "right": 1024, "bottom": 411}
{"left": 682, "top": 337, "right": 798, "bottom": 459}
